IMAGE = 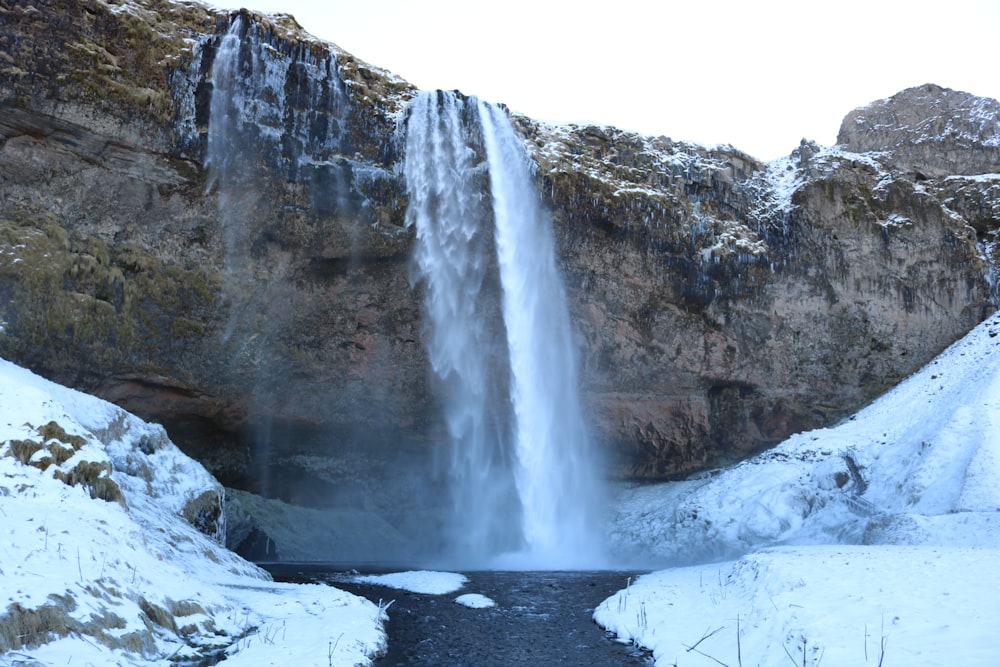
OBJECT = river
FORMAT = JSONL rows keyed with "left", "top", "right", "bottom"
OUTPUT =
{"left": 265, "top": 565, "right": 652, "bottom": 666}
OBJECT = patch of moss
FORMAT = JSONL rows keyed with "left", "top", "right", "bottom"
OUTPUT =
{"left": 46, "top": 442, "right": 77, "bottom": 466}
{"left": 172, "top": 600, "right": 206, "bottom": 617}
{"left": 171, "top": 316, "right": 206, "bottom": 337}
{"left": 1, "top": 211, "right": 219, "bottom": 380}
{"left": 138, "top": 597, "right": 177, "bottom": 633}
{"left": 0, "top": 0, "right": 221, "bottom": 133}
{"left": 0, "top": 593, "right": 161, "bottom": 655}
{"left": 5, "top": 420, "right": 92, "bottom": 471}
{"left": 181, "top": 489, "right": 223, "bottom": 539}
{"left": 0, "top": 599, "right": 74, "bottom": 651}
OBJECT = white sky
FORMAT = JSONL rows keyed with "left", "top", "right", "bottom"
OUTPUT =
{"left": 236, "top": 0, "right": 1000, "bottom": 160}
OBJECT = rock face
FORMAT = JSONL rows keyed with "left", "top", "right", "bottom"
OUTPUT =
{"left": 525, "top": 122, "right": 996, "bottom": 475}
{"left": 838, "top": 83, "right": 1000, "bottom": 178}
{"left": 1, "top": 0, "right": 998, "bottom": 511}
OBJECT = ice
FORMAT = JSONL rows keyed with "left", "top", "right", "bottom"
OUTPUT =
{"left": 454, "top": 593, "right": 496, "bottom": 609}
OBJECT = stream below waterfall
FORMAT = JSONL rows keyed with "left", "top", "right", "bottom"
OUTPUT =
{"left": 264, "top": 565, "right": 653, "bottom": 666}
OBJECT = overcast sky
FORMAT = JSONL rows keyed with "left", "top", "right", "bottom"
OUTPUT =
{"left": 235, "top": 0, "right": 1000, "bottom": 160}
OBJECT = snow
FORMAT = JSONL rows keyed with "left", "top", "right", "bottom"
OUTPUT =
{"left": 349, "top": 571, "right": 468, "bottom": 595}
{"left": 762, "top": 155, "right": 805, "bottom": 213}
{"left": 945, "top": 172, "right": 1000, "bottom": 183}
{"left": 454, "top": 594, "right": 496, "bottom": 609}
{"left": 596, "top": 545, "right": 998, "bottom": 667}
{"left": 0, "top": 357, "right": 385, "bottom": 666}
{"left": 598, "top": 310, "right": 1000, "bottom": 666}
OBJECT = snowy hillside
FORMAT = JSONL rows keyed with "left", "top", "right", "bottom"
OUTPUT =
{"left": 0, "top": 358, "right": 385, "bottom": 666}
{"left": 598, "top": 310, "right": 1000, "bottom": 665}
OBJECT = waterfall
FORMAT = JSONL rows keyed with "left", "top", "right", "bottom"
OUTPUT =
{"left": 405, "top": 91, "right": 521, "bottom": 562}
{"left": 204, "top": 14, "right": 350, "bottom": 259}
{"left": 205, "top": 13, "right": 347, "bottom": 186}
{"left": 406, "top": 91, "right": 606, "bottom": 568}
{"left": 204, "top": 14, "right": 350, "bottom": 498}
{"left": 205, "top": 15, "right": 263, "bottom": 345}
{"left": 478, "top": 101, "right": 605, "bottom": 567}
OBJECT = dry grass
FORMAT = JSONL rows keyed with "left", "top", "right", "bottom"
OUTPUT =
{"left": 0, "top": 598, "right": 75, "bottom": 651}
{"left": 53, "top": 461, "right": 126, "bottom": 506}
{"left": 6, "top": 439, "right": 43, "bottom": 466}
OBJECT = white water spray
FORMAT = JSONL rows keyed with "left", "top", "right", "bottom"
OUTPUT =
{"left": 406, "top": 91, "right": 605, "bottom": 568}
{"left": 405, "top": 91, "right": 520, "bottom": 562}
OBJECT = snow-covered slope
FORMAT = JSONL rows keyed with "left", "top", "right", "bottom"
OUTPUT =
{"left": 0, "top": 358, "right": 385, "bottom": 666}
{"left": 598, "top": 310, "right": 1000, "bottom": 666}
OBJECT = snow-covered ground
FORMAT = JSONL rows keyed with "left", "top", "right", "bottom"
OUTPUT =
{"left": 598, "top": 310, "right": 1000, "bottom": 666}
{"left": 0, "top": 358, "right": 385, "bottom": 666}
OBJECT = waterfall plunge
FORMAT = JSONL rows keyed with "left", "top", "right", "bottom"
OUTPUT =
{"left": 406, "top": 91, "right": 606, "bottom": 569}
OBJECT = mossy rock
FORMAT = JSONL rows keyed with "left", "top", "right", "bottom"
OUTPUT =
{"left": 0, "top": 211, "right": 220, "bottom": 383}
{"left": 37, "top": 420, "right": 87, "bottom": 449}
{"left": 181, "top": 489, "right": 223, "bottom": 540}
{"left": 138, "top": 597, "right": 177, "bottom": 633}
{"left": 0, "top": 600, "right": 74, "bottom": 651}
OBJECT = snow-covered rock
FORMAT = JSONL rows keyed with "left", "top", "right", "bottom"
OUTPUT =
{"left": 598, "top": 310, "right": 1000, "bottom": 665}
{"left": 0, "top": 357, "right": 385, "bottom": 665}
{"left": 838, "top": 83, "right": 1000, "bottom": 178}
{"left": 610, "top": 310, "right": 1000, "bottom": 563}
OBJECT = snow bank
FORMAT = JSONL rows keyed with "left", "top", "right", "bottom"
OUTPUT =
{"left": 596, "top": 545, "right": 998, "bottom": 667}
{"left": 350, "top": 571, "right": 468, "bottom": 595}
{"left": 0, "top": 357, "right": 385, "bottom": 666}
{"left": 611, "top": 311, "right": 1000, "bottom": 563}
{"left": 600, "top": 311, "right": 1000, "bottom": 665}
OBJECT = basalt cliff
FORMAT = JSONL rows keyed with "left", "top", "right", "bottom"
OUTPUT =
{"left": 1, "top": 0, "right": 998, "bottom": 518}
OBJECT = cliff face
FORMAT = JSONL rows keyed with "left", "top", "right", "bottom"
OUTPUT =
{"left": 1, "top": 0, "right": 997, "bottom": 501}
{"left": 525, "top": 118, "right": 996, "bottom": 475}
{"left": 0, "top": 0, "right": 421, "bottom": 490}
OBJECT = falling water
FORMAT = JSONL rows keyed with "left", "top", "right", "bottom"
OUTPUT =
{"left": 205, "top": 14, "right": 349, "bottom": 499}
{"left": 478, "top": 101, "right": 606, "bottom": 567}
{"left": 205, "top": 14, "right": 347, "bottom": 187}
{"left": 406, "top": 91, "right": 605, "bottom": 568}
{"left": 405, "top": 91, "right": 521, "bottom": 562}
{"left": 205, "top": 15, "right": 252, "bottom": 321}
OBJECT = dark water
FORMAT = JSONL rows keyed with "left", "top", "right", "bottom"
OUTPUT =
{"left": 264, "top": 564, "right": 652, "bottom": 666}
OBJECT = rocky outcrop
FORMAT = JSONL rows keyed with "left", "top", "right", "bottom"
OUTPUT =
{"left": 837, "top": 83, "right": 1000, "bottom": 178}
{"left": 1, "top": 0, "right": 998, "bottom": 506}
